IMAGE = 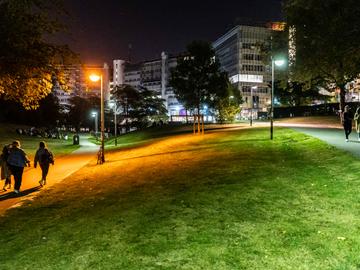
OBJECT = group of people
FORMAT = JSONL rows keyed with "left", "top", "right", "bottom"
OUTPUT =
{"left": 0, "top": 141, "right": 54, "bottom": 194}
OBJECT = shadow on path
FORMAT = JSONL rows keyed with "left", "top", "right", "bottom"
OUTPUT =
{"left": 0, "top": 186, "right": 42, "bottom": 202}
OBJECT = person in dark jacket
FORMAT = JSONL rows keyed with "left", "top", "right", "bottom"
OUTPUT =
{"left": 342, "top": 105, "right": 353, "bottom": 142}
{"left": 34, "top": 141, "right": 54, "bottom": 187}
{"left": 7, "top": 141, "right": 30, "bottom": 194}
{"left": 0, "top": 145, "right": 11, "bottom": 191}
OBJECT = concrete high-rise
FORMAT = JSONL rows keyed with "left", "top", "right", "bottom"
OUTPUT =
{"left": 213, "top": 25, "right": 272, "bottom": 119}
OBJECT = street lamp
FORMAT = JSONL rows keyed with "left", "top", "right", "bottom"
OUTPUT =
{"left": 250, "top": 86, "right": 257, "bottom": 126}
{"left": 89, "top": 73, "right": 105, "bottom": 163}
{"left": 109, "top": 101, "right": 118, "bottom": 146}
{"left": 270, "top": 57, "right": 286, "bottom": 140}
{"left": 91, "top": 111, "right": 98, "bottom": 135}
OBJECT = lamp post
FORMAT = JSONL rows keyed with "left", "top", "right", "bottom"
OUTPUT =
{"left": 250, "top": 86, "right": 257, "bottom": 126}
{"left": 91, "top": 111, "right": 98, "bottom": 136}
{"left": 89, "top": 74, "right": 105, "bottom": 163}
{"left": 270, "top": 58, "right": 285, "bottom": 140}
{"left": 109, "top": 101, "right": 118, "bottom": 146}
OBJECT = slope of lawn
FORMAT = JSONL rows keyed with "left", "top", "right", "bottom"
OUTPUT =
{"left": 0, "top": 123, "right": 79, "bottom": 158}
{"left": 0, "top": 127, "right": 360, "bottom": 269}
{"left": 276, "top": 116, "right": 341, "bottom": 127}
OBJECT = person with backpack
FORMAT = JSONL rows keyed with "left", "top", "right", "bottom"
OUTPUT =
{"left": 7, "top": 141, "right": 30, "bottom": 194}
{"left": 34, "top": 141, "right": 54, "bottom": 187}
{"left": 0, "top": 145, "right": 11, "bottom": 191}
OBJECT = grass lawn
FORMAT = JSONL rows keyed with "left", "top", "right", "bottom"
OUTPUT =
{"left": 275, "top": 116, "right": 341, "bottom": 126}
{"left": 1, "top": 127, "right": 360, "bottom": 269}
{"left": 0, "top": 123, "right": 79, "bottom": 158}
{"left": 90, "top": 124, "right": 247, "bottom": 150}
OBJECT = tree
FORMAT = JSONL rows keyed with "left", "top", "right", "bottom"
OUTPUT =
{"left": 214, "top": 83, "right": 242, "bottom": 123}
{"left": 111, "top": 85, "right": 168, "bottom": 130}
{"left": 284, "top": 0, "right": 360, "bottom": 111}
{"left": 169, "top": 41, "right": 229, "bottom": 115}
{"left": 275, "top": 81, "right": 329, "bottom": 107}
{"left": 0, "top": 0, "right": 75, "bottom": 109}
{"left": 66, "top": 96, "right": 99, "bottom": 131}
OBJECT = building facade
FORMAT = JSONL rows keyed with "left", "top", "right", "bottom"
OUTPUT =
{"left": 53, "top": 63, "right": 111, "bottom": 107}
{"left": 113, "top": 52, "right": 184, "bottom": 116}
{"left": 213, "top": 25, "right": 272, "bottom": 119}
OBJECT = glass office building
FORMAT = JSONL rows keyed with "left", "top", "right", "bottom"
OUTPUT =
{"left": 213, "top": 25, "right": 272, "bottom": 119}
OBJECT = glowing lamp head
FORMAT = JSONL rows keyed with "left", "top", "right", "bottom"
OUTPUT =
{"left": 274, "top": 59, "right": 286, "bottom": 67}
{"left": 89, "top": 74, "right": 101, "bottom": 82}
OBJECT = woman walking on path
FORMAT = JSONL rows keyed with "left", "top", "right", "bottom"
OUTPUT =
{"left": 354, "top": 106, "right": 360, "bottom": 141}
{"left": 342, "top": 105, "right": 353, "bottom": 142}
{"left": 7, "top": 141, "right": 30, "bottom": 194}
{"left": 0, "top": 145, "right": 11, "bottom": 191}
{"left": 34, "top": 141, "right": 54, "bottom": 187}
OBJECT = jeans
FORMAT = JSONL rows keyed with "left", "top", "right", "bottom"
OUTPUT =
{"left": 9, "top": 165, "right": 24, "bottom": 191}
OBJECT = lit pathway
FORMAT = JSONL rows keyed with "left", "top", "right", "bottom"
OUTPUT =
{"left": 292, "top": 127, "right": 360, "bottom": 158}
{"left": 0, "top": 136, "right": 98, "bottom": 215}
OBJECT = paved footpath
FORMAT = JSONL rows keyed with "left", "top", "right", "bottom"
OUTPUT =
{"left": 0, "top": 136, "right": 98, "bottom": 215}
{"left": 293, "top": 127, "right": 360, "bottom": 158}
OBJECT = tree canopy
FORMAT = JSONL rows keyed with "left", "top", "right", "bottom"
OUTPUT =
{"left": 0, "top": 0, "right": 75, "bottom": 109}
{"left": 111, "top": 85, "right": 168, "bottom": 129}
{"left": 169, "top": 41, "right": 229, "bottom": 114}
{"left": 284, "top": 0, "right": 360, "bottom": 110}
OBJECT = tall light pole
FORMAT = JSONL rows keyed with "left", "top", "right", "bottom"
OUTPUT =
{"left": 109, "top": 101, "right": 118, "bottom": 146}
{"left": 250, "top": 86, "right": 257, "bottom": 126}
{"left": 271, "top": 58, "right": 285, "bottom": 140}
{"left": 89, "top": 74, "right": 105, "bottom": 163}
{"left": 91, "top": 111, "right": 98, "bottom": 136}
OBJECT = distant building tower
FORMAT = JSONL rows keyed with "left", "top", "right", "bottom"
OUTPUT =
{"left": 113, "top": 59, "right": 125, "bottom": 86}
{"left": 213, "top": 25, "right": 272, "bottom": 119}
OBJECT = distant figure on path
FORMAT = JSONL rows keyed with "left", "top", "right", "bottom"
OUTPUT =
{"left": 354, "top": 106, "right": 360, "bottom": 141}
{"left": 342, "top": 105, "right": 353, "bottom": 142}
{"left": 7, "top": 141, "right": 30, "bottom": 194}
{"left": 34, "top": 141, "right": 54, "bottom": 187}
{"left": 0, "top": 145, "right": 11, "bottom": 191}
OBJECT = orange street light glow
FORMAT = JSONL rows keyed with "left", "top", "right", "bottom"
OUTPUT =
{"left": 89, "top": 74, "right": 101, "bottom": 82}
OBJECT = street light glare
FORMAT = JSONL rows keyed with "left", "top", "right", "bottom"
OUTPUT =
{"left": 274, "top": 59, "right": 286, "bottom": 67}
{"left": 89, "top": 74, "right": 101, "bottom": 82}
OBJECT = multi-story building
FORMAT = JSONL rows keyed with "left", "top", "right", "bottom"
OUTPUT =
{"left": 113, "top": 52, "right": 183, "bottom": 116}
{"left": 213, "top": 25, "right": 272, "bottom": 119}
{"left": 53, "top": 63, "right": 110, "bottom": 107}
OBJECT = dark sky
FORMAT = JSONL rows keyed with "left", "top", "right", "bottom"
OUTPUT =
{"left": 62, "top": 0, "right": 283, "bottom": 65}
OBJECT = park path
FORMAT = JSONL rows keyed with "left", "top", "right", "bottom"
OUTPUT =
{"left": 0, "top": 136, "right": 98, "bottom": 215}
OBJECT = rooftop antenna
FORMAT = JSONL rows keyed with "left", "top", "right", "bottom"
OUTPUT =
{"left": 128, "top": 43, "right": 132, "bottom": 63}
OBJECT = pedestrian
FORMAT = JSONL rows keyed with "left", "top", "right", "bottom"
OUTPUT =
{"left": 342, "top": 105, "right": 353, "bottom": 142}
{"left": 0, "top": 145, "right": 11, "bottom": 191}
{"left": 354, "top": 106, "right": 360, "bottom": 141}
{"left": 34, "top": 141, "right": 54, "bottom": 187}
{"left": 7, "top": 141, "right": 30, "bottom": 194}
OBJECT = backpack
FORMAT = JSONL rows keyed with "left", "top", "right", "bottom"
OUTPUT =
{"left": 40, "top": 149, "right": 54, "bottom": 164}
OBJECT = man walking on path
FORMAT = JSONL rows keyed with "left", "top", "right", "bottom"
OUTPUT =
{"left": 34, "top": 141, "right": 54, "bottom": 187}
{"left": 341, "top": 105, "right": 353, "bottom": 142}
{"left": 7, "top": 141, "right": 30, "bottom": 194}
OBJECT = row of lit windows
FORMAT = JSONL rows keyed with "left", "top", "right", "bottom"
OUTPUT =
{"left": 242, "top": 65, "right": 265, "bottom": 72}
{"left": 242, "top": 54, "right": 262, "bottom": 61}
{"left": 242, "top": 86, "right": 269, "bottom": 94}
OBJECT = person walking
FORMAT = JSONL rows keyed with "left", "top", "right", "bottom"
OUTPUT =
{"left": 7, "top": 141, "right": 30, "bottom": 194}
{"left": 34, "top": 141, "right": 54, "bottom": 187}
{"left": 354, "top": 106, "right": 360, "bottom": 141}
{"left": 342, "top": 105, "right": 353, "bottom": 142}
{"left": 0, "top": 145, "right": 11, "bottom": 191}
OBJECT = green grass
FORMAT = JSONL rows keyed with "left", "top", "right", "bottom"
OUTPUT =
{"left": 1, "top": 127, "right": 360, "bottom": 269}
{"left": 276, "top": 116, "right": 341, "bottom": 126}
{"left": 91, "top": 124, "right": 244, "bottom": 150}
{"left": 0, "top": 123, "right": 80, "bottom": 158}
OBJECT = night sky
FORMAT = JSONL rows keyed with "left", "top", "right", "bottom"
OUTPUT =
{"left": 62, "top": 0, "right": 283, "bottom": 65}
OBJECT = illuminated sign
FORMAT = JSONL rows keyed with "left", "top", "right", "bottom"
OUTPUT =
{"left": 230, "top": 74, "right": 264, "bottom": 83}
{"left": 270, "top": 22, "right": 286, "bottom": 31}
